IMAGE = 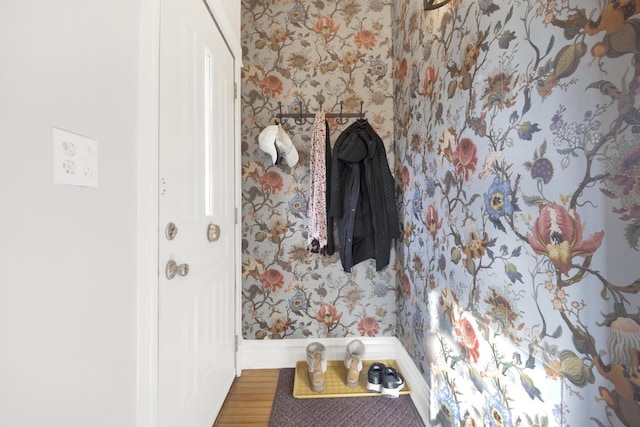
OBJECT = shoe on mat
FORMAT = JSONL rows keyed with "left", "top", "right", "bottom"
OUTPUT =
{"left": 306, "top": 342, "right": 327, "bottom": 392}
{"left": 366, "top": 362, "right": 386, "bottom": 392}
{"left": 344, "top": 339, "right": 366, "bottom": 387}
{"left": 381, "top": 367, "right": 405, "bottom": 398}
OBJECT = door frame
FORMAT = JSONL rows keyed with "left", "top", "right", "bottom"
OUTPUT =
{"left": 135, "top": 1, "right": 242, "bottom": 426}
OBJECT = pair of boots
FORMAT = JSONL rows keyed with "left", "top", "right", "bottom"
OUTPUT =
{"left": 306, "top": 339, "right": 366, "bottom": 392}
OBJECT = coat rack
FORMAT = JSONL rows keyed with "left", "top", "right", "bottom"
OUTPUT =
{"left": 276, "top": 100, "right": 365, "bottom": 125}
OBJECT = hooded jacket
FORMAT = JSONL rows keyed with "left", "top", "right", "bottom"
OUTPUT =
{"left": 329, "top": 119, "right": 400, "bottom": 272}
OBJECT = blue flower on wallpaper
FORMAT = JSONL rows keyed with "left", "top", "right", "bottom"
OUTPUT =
{"left": 373, "top": 282, "right": 388, "bottom": 298}
{"left": 413, "top": 310, "right": 424, "bottom": 337}
{"left": 289, "top": 291, "right": 308, "bottom": 315}
{"left": 370, "top": 0, "right": 385, "bottom": 12}
{"left": 519, "top": 373, "right": 544, "bottom": 402}
{"left": 498, "top": 31, "right": 516, "bottom": 49}
{"left": 410, "top": 65, "right": 420, "bottom": 98}
{"left": 287, "top": 5, "right": 306, "bottom": 27}
{"left": 504, "top": 262, "right": 523, "bottom": 284}
{"left": 485, "top": 394, "right": 513, "bottom": 427}
{"left": 552, "top": 403, "right": 567, "bottom": 426}
{"left": 438, "top": 253, "right": 446, "bottom": 274}
{"left": 412, "top": 189, "right": 423, "bottom": 219}
{"left": 423, "top": 40, "right": 432, "bottom": 62}
{"left": 478, "top": 0, "right": 499, "bottom": 14}
{"left": 484, "top": 176, "right": 516, "bottom": 231}
{"left": 288, "top": 194, "right": 307, "bottom": 219}
{"left": 426, "top": 177, "right": 436, "bottom": 197}
{"left": 517, "top": 121, "right": 541, "bottom": 141}
{"left": 368, "top": 59, "right": 388, "bottom": 81}
{"left": 433, "top": 385, "right": 460, "bottom": 427}
{"left": 550, "top": 109, "right": 564, "bottom": 132}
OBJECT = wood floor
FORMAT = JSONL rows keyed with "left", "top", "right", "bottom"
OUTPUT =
{"left": 213, "top": 369, "right": 280, "bottom": 427}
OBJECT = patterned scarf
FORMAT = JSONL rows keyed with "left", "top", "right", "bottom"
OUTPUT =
{"left": 308, "top": 110, "right": 328, "bottom": 253}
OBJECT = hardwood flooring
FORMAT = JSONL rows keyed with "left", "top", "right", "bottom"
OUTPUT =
{"left": 213, "top": 369, "right": 280, "bottom": 427}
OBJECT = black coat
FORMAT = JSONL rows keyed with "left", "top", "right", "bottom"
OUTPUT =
{"left": 329, "top": 120, "right": 400, "bottom": 272}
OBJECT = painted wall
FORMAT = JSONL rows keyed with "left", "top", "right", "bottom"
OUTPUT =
{"left": 392, "top": 1, "right": 640, "bottom": 426}
{"left": 240, "top": 0, "right": 398, "bottom": 340}
{"left": 0, "top": 2, "right": 139, "bottom": 426}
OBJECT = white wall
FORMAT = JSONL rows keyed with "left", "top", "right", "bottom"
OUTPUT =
{"left": 0, "top": 2, "right": 140, "bottom": 426}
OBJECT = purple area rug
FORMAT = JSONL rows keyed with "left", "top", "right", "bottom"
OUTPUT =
{"left": 268, "top": 368, "right": 426, "bottom": 427}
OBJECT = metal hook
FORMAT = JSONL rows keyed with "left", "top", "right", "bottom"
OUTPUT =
{"left": 336, "top": 101, "right": 347, "bottom": 125}
{"left": 277, "top": 101, "right": 286, "bottom": 125}
{"left": 295, "top": 101, "right": 306, "bottom": 125}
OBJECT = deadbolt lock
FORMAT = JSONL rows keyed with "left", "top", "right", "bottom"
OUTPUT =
{"left": 165, "top": 222, "right": 178, "bottom": 240}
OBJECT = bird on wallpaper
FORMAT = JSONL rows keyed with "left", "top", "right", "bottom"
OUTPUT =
{"left": 520, "top": 373, "right": 544, "bottom": 402}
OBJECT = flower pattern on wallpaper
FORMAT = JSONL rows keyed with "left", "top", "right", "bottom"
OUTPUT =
{"left": 392, "top": 0, "right": 640, "bottom": 425}
{"left": 240, "top": 0, "right": 398, "bottom": 340}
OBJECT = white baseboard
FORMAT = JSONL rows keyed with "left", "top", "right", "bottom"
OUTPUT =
{"left": 237, "top": 336, "right": 431, "bottom": 423}
{"left": 393, "top": 339, "right": 431, "bottom": 423}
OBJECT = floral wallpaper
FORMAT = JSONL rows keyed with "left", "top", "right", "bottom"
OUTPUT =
{"left": 240, "top": 0, "right": 398, "bottom": 340}
{"left": 392, "top": 0, "right": 640, "bottom": 426}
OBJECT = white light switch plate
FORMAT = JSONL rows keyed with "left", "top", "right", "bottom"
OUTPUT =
{"left": 52, "top": 127, "right": 98, "bottom": 187}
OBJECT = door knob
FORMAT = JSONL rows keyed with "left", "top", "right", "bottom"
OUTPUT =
{"left": 166, "top": 259, "right": 189, "bottom": 280}
{"left": 207, "top": 223, "right": 221, "bottom": 242}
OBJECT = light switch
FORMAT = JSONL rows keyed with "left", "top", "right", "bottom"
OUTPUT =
{"left": 52, "top": 127, "right": 98, "bottom": 187}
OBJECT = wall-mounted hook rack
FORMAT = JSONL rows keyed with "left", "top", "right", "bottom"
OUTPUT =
{"left": 276, "top": 100, "right": 365, "bottom": 125}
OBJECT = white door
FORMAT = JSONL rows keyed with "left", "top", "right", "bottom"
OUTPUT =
{"left": 158, "top": 0, "right": 236, "bottom": 425}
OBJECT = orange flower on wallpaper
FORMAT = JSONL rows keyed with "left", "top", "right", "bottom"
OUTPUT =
{"left": 438, "top": 129, "right": 455, "bottom": 165}
{"left": 259, "top": 268, "right": 284, "bottom": 292}
{"left": 421, "top": 65, "right": 439, "bottom": 98}
{"left": 260, "top": 170, "right": 284, "bottom": 194}
{"left": 452, "top": 137, "right": 478, "bottom": 181}
{"left": 315, "top": 303, "right": 343, "bottom": 328}
{"left": 426, "top": 204, "right": 443, "bottom": 239}
{"left": 343, "top": 93, "right": 362, "bottom": 112}
{"left": 268, "top": 218, "right": 292, "bottom": 242}
{"left": 454, "top": 316, "right": 480, "bottom": 363}
{"left": 397, "top": 57, "right": 408, "bottom": 84}
{"left": 527, "top": 202, "right": 604, "bottom": 275}
{"left": 400, "top": 165, "right": 410, "bottom": 190}
{"left": 463, "top": 231, "right": 489, "bottom": 260}
{"left": 258, "top": 74, "right": 283, "bottom": 98}
{"left": 313, "top": 16, "right": 339, "bottom": 38}
{"left": 340, "top": 46, "right": 360, "bottom": 72}
{"left": 401, "top": 273, "right": 412, "bottom": 298}
{"left": 358, "top": 316, "right": 381, "bottom": 336}
{"left": 354, "top": 29, "right": 377, "bottom": 50}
